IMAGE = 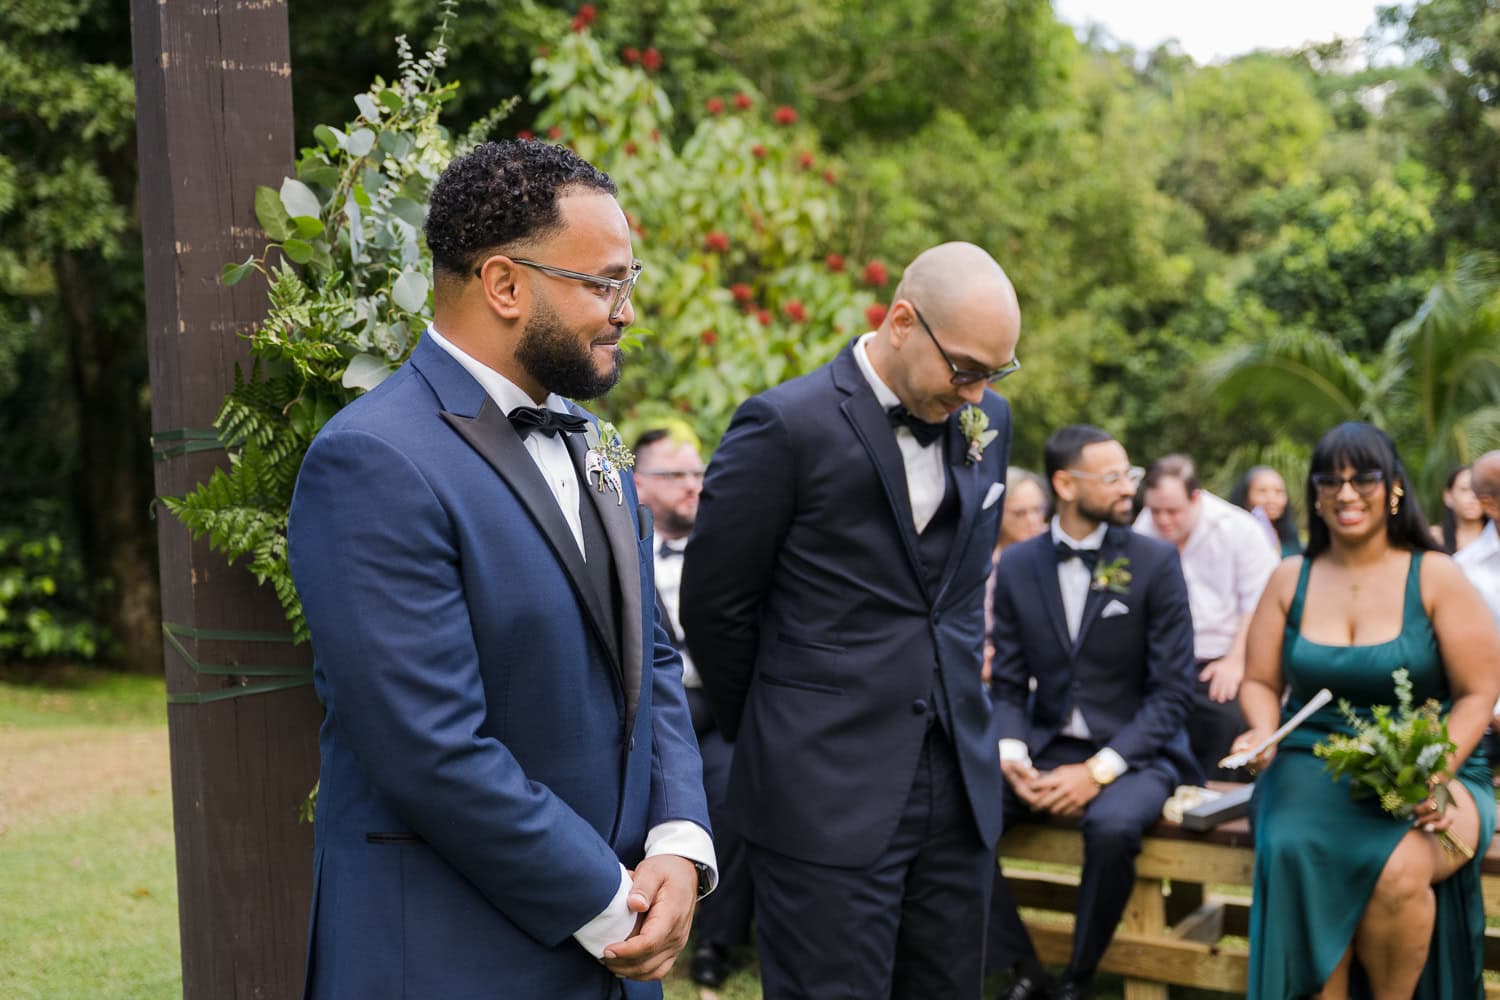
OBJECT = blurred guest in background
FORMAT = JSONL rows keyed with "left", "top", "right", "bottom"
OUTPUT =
{"left": 1230, "top": 465, "right": 1301, "bottom": 558}
{"left": 984, "top": 468, "right": 1051, "bottom": 682}
{"left": 1432, "top": 464, "right": 1489, "bottom": 554}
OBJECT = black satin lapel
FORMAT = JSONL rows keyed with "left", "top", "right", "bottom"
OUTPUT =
{"left": 1071, "top": 528, "right": 1127, "bottom": 655}
{"left": 1032, "top": 544, "right": 1072, "bottom": 656}
{"left": 840, "top": 393, "right": 928, "bottom": 595}
{"left": 566, "top": 432, "right": 644, "bottom": 727}
{"left": 440, "top": 401, "right": 617, "bottom": 670}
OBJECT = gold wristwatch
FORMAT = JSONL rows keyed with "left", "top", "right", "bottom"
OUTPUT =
{"left": 1086, "top": 754, "right": 1117, "bottom": 787}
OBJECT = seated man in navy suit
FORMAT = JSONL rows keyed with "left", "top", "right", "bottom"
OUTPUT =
{"left": 987, "top": 425, "right": 1198, "bottom": 1000}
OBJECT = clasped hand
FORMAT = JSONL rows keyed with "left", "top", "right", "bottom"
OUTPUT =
{"left": 1001, "top": 759, "right": 1100, "bottom": 818}
{"left": 600, "top": 855, "right": 699, "bottom": 981}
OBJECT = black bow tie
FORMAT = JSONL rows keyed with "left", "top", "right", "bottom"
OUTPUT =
{"left": 1054, "top": 541, "right": 1101, "bottom": 572}
{"left": 508, "top": 406, "right": 589, "bottom": 441}
{"left": 887, "top": 405, "right": 946, "bottom": 447}
{"left": 658, "top": 540, "right": 685, "bottom": 559}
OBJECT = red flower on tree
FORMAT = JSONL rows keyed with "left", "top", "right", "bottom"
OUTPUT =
{"left": 701, "top": 329, "right": 718, "bottom": 346}
{"left": 825, "top": 253, "right": 846, "bottom": 272}
{"left": 706, "top": 97, "right": 725, "bottom": 115}
{"left": 865, "top": 303, "right": 889, "bottom": 328}
{"left": 517, "top": 130, "right": 534, "bottom": 140}
{"left": 578, "top": 4, "right": 597, "bottom": 23}
{"left": 547, "top": 125, "right": 563, "bottom": 140}
{"left": 757, "top": 309, "right": 773, "bottom": 326}
{"left": 751, "top": 144, "right": 768, "bottom": 159}
{"left": 783, "top": 300, "right": 807, "bottom": 322}
{"left": 623, "top": 141, "right": 639, "bottom": 157}
{"left": 704, "top": 231, "right": 730, "bottom": 253}
{"left": 823, "top": 169, "right": 837, "bottom": 185}
{"left": 730, "top": 283, "right": 753, "bottom": 303}
{"left": 773, "top": 105, "right": 798, "bottom": 125}
{"left": 797, "top": 151, "right": 814, "bottom": 170}
{"left": 862, "top": 260, "right": 889, "bottom": 287}
{"left": 570, "top": 14, "right": 588, "bottom": 31}
{"left": 642, "top": 48, "right": 662, "bottom": 72}
{"left": 734, "top": 93, "right": 753, "bottom": 110}
{"left": 622, "top": 47, "right": 640, "bottom": 64}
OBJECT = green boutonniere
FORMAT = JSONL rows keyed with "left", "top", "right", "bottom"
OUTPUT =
{"left": 584, "top": 419, "right": 635, "bottom": 505}
{"left": 958, "top": 406, "right": 999, "bottom": 465}
{"left": 1091, "top": 556, "right": 1132, "bottom": 594}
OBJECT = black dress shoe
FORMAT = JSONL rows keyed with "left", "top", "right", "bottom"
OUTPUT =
{"left": 997, "top": 975, "right": 1051, "bottom": 1000}
{"left": 689, "top": 941, "right": 731, "bottom": 987}
{"left": 1051, "top": 979, "right": 1092, "bottom": 1000}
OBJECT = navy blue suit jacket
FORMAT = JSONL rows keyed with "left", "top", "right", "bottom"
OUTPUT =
{"left": 989, "top": 526, "right": 1200, "bottom": 783}
{"left": 287, "top": 335, "right": 709, "bottom": 999}
{"left": 680, "top": 340, "right": 1010, "bottom": 868}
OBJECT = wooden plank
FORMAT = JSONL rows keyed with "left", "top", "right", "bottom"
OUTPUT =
{"left": 129, "top": 2, "right": 320, "bottom": 998}
{"left": 1120, "top": 879, "right": 1168, "bottom": 1000}
{"left": 1170, "top": 903, "right": 1225, "bottom": 945}
{"left": 1028, "top": 919, "right": 1249, "bottom": 992}
{"left": 1001, "top": 826, "right": 1256, "bottom": 886}
{"left": 1483, "top": 872, "right": 1500, "bottom": 914}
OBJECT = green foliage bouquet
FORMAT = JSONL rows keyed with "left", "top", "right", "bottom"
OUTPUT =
{"left": 1313, "top": 668, "right": 1472, "bottom": 858}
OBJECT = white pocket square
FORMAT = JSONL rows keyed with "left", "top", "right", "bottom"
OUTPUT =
{"left": 981, "top": 482, "right": 1005, "bottom": 510}
{"left": 1101, "top": 599, "right": 1130, "bottom": 619}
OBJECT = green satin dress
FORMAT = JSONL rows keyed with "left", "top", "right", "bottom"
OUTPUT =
{"left": 1249, "top": 552, "right": 1495, "bottom": 998}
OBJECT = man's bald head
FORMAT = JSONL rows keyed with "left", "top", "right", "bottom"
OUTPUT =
{"left": 1472, "top": 450, "right": 1500, "bottom": 502}
{"left": 892, "top": 242, "right": 1020, "bottom": 336}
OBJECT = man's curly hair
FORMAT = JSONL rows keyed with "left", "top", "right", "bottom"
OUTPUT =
{"left": 424, "top": 140, "right": 617, "bottom": 281}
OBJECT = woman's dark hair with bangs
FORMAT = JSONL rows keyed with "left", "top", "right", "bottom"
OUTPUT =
{"left": 1304, "top": 422, "right": 1441, "bottom": 560}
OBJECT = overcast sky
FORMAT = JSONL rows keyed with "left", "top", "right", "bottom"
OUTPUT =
{"left": 1051, "top": 1, "right": 1387, "bottom": 63}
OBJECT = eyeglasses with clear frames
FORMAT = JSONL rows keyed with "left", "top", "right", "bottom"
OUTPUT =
{"left": 911, "top": 305, "right": 1021, "bottom": 386}
{"left": 1067, "top": 466, "right": 1145, "bottom": 489}
{"left": 474, "top": 257, "right": 643, "bottom": 322}
{"left": 636, "top": 468, "right": 706, "bottom": 483}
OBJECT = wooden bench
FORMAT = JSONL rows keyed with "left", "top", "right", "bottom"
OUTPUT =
{"left": 999, "top": 795, "right": 1500, "bottom": 997}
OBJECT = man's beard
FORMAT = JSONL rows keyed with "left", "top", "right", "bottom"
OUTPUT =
{"left": 659, "top": 508, "right": 695, "bottom": 536}
{"left": 1079, "top": 495, "right": 1133, "bottom": 527}
{"left": 515, "top": 298, "right": 622, "bottom": 401}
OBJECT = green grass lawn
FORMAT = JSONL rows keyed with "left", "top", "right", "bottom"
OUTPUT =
{"left": 0, "top": 665, "right": 166, "bottom": 728}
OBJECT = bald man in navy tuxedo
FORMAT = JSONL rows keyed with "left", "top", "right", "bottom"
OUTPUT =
{"left": 682, "top": 242, "right": 1022, "bottom": 999}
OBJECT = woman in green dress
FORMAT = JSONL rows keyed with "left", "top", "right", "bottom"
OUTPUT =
{"left": 1234, "top": 422, "right": 1500, "bottom": 999}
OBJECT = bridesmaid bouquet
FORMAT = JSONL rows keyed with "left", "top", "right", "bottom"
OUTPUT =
{"left": 1313, "top": 668, "right": 1473, "bottom": 859}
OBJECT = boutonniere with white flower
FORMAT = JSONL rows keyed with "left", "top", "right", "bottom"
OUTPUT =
{"left": 958, "top": 406, "right": 999, "bottom": 466}
{"left": 1091, "top": 556, "right": 1132, "bottom": 595}
{"left": 584, "top": 419, "right": 635, "bottom": 505}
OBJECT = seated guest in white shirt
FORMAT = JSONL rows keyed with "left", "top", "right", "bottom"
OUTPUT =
{"left": 1136, "top": 454, "right": 1279, "bottom": 780}
{"left": 1455, "top": 450, "right": 1500, "bottom": 750}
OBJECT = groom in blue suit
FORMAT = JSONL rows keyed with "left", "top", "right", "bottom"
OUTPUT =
{"left": 287, "top": 141, "right": 713, "bottom": 999}
{"left": 987, "top": 425, "right": 1198, "bottom": 1000}
{"left": 682, "top": 243, "right": 1022, "bottom": 998}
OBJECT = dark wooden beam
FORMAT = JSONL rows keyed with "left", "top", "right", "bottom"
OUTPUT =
{"left": 129, "top": 1, "right": 321, "bottom": 996}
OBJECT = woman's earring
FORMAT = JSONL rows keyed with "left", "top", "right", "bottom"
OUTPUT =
{"left": 1390, "top": 483, "right": 1405, "bottom": 517}
{"left": 1314, "top": 501, "right": 1323, "bottom": 515}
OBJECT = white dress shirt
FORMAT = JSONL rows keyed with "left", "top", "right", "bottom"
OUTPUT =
{"left": 653, "top": 537, "right": 700, "bottom": 688}
{"left": 426, "top": 325, "right": 717, "bottom": 956}
{"left": 1134, "top": 492, "right": 1278, "bottom": 661}
{"left": 1456, "top": 521, "right": 1500, "bottom": 627}
{"left": 853, "top": 332, "right": 947, "bottom": 532}
{"left": 998, "top": 518, "right": 1127, "bottom": 780}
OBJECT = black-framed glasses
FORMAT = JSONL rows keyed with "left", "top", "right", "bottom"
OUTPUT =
{"left": 1068, "top": 466, "right": 1145, "bottom": 489}
{"left": 636, "top": 468, "right": 706, "bottom": 483}
{"left": 474, "top": 257, "right": 643, "bottom": 322}
{"left": 1311, "top": 469, "right": 1385, "bottom": 496}
{"left": 911, "top": 305, "right": 1021, "bottom": 386}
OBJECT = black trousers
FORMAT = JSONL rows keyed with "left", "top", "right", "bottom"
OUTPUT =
{"left": 986, "top": 737, "right": 1173, "bottom": 982}
{"left": 685, "top": 687, "right": 754, "bottom": 948}
{"left": 1187, "top": 663, "right": 1246, "bottom": 783}
{"left": 748, "top": 724, "right": 993, "bottom": 999}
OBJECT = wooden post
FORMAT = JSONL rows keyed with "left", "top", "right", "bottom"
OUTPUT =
{"left": 129, "top": 2, "right": 322, "bottom": 996}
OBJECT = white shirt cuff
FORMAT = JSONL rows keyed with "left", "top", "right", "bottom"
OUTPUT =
{"left": 571, "top": 866, "right": 635, "bottom": 959}
{"left": 1093, "top": 747, "right": 1128, "bottom": 779}
{"left": 999, "top": 738, "right": 1031, "bottom": 767}
{"left": 645, "top": 820, "right": 718, "bottom": 896}
{"left": 570, "top": 822, "right": 718, "bottom": 959}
